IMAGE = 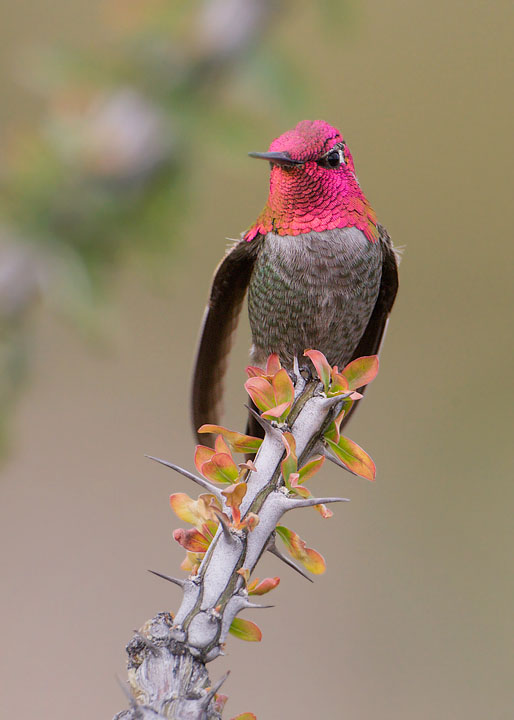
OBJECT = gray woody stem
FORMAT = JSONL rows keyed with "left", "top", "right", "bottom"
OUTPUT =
{"left": 114, "top": 378, "right": 349, "bottom": 720}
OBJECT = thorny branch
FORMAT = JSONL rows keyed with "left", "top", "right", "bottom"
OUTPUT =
{"left": 115, "top": 352, "right": 379, "bottom": 719}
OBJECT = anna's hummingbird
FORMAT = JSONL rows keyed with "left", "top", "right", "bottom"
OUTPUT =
{"left": 192, "top": 120, "right": 398, "bottom": 440}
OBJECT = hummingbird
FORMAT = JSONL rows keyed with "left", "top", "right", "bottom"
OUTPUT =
{"left": 192, "top": 120, "right": 398, "bottom": 441}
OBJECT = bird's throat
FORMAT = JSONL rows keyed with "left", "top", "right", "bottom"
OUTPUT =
{"left": 245, "top": 164, "right": 378, "bottom": 243}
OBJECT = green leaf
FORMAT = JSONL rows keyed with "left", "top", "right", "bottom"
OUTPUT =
{"left": 298, "top": 455, "right": 325, "bottom": 483}
{"left": 201, "top": 453, "right": 239, "bottom": 484}
{"left": 276, "top": 525, "right": 326, "bottom": 574}
{"left": 327, "top": 370, "right": 350, "bottom": 397}
{"left": 261, "top": 401, "right": 292, "bottom": 421}
{"left": 229, "top": 617, "right": 262, "bottom": 642}
{"left": 281, "top": 432, "right": 297, "bottom": 485}
{"left": 324, "top": 402, "right": 353, "bottom": 443}
{"left": 198, "top": 425, "right": 262, "bottom": 454}
{"left": 325, "top": 436, "right": 376, "bottom": 481}
{"left": 341, "top": 355, "right": 379, "bottom": 390}
{"left": 272, "top": 368, "right": 294, "bottom": 406}
{"left": 169, "top": 492, "right": 219, "bottom": 528}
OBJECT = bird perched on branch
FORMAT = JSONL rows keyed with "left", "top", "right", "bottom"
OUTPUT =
{"left": 192, "top": 120, "right": 398, "bottom": 442}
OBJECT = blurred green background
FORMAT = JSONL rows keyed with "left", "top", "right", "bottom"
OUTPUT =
{"left": 1, "top": 1, "right": 513, "bottom": 719}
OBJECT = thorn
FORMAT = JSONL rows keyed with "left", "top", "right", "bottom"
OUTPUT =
{"left": 242, "top": 600, "right": 274, "bottom": 609}
{"left": 115, "top": 676, "right": 143, "bottom": 719}
{"left": 145, "top": 455, "right": 223, "bottom": 500}
{"left": 285, "top": 496, "right": 350, "bottom": 509}
{"left": 318, "top": 393, "right": 353, "bottom": 409}
{"left": 148, "top": 569, "right": 185, "bottom": 588}
{"left": 245, "top": 406, "right": 282, "bottom": 439}
{"left": 267, "top": 542, "right": 313, "bottom": 583}
{"left": 200, "top": 671, "right": 231, "bottom": 707}
{"left": 319, "top": 446, "right": 358, "bottom": 476}
{"left": 133, "top": 631, "right": 160, "bottom": 656}
{"left": 212, "top": 507, "right": 235, "bottom": 543}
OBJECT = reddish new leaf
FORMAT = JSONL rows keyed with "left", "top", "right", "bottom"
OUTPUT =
{"left": 314, "top": 503, "right": 333, "bottom": 519}
{"left": 173, "top": 527, "right": 210, "bottom": 553}
{"left": 237, "top": 568, "right": 250, "bottom": 585}
{"left": 289, "top": 473, "right": 311, "bottom": 498}
{"left": 244, "top": 376, "right": 275, "bottom": 412}
{"left": 304, "top": 349, "right": 332, "bottom": 392}
{"left": 245, "top": 353, "right": 282, "bottom": 382}
{"left": 247, "top": 576, "right": 280, "bottom": 596}
{"left": 239, "top": 512, "right": 260, "bottom": 531}
{"left": 245, "top": 365, "right": 266, "bottom": 378}
{"left": 222, "top": 482, "right": 247, "bottom": 526}
{"left": 266, "top": 352, "right": 282, "bottom": 376}
{"left": 261, "top": 401, "right": 292, "bottom": 421}
{"left": 194, "top": 444, "right": 215, "bottom": 474}
{"left": 214, "top": 434, "right": 231, "bottom": 456}
{"left": 222, "top": 481, "right": 247, "bottom": 510}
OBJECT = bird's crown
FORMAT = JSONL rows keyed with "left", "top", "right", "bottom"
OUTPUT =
{"left": 269, "top": 119, "right": 346, "bottom": 164}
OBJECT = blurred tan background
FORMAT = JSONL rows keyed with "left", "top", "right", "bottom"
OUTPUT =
{"left": 1, "top": 1, "right": 513, "bottom": 719}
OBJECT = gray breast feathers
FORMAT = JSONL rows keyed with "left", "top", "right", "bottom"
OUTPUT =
{"left": 247, "top": 227, "right": 383, "bottom": 368}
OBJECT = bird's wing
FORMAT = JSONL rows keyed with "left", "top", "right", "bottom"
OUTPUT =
{"left": 191, "top": 236, "right": 263, "bottom": 443}
{"left": 340, "top": 224, "right": 399, "bottom": 429}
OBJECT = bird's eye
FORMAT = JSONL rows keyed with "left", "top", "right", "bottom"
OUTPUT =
{"left": 327, "top": 150, "right": 341, "bottom": 167}
{"left": 319, "top": 147, "right": 344, "bottom": 169}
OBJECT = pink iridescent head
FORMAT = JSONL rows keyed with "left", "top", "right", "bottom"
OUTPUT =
{"left": 244, "top": 119, "right": 378, "bottom": 242}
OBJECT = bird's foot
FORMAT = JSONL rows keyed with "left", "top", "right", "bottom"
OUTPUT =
{"left": 299, "top": 363, "right": 313, "bottom": 381}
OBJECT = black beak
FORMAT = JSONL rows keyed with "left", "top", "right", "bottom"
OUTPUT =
{"left": 248, "top": 151, "right": 303, "bottom": 167}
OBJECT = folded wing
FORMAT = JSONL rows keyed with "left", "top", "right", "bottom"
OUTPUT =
{"left": 191, "top": 236, "right": 263, "bottom": 443}
{"left": 339, "top": 224, "right": 399, "bottom": 430}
